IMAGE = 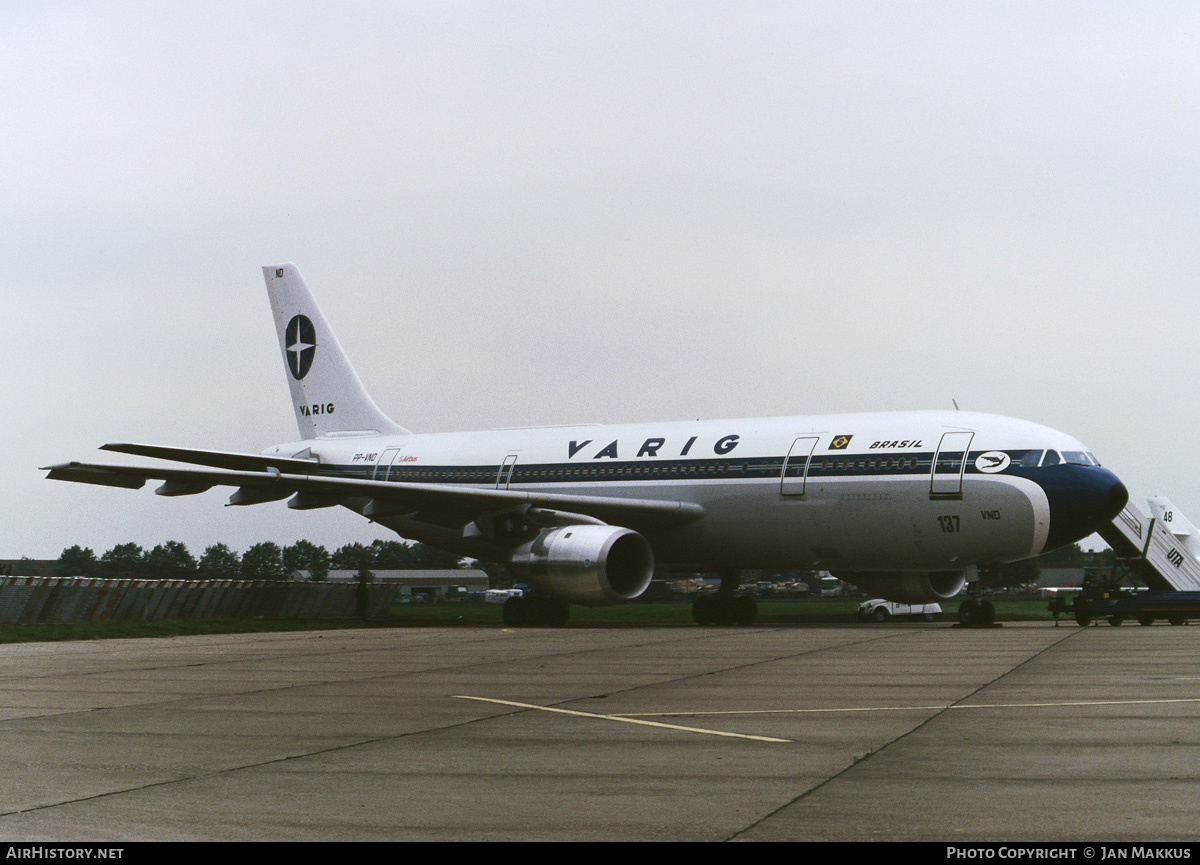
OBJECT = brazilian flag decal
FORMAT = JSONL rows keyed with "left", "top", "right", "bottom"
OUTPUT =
{"left": 828, "top": 435, "right": 853, "bottom": 450}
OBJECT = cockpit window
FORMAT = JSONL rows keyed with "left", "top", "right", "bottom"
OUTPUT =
{"left": 1016, "top": 450, "right": 1043, "bottom": 467}
{"left": 1040, "top": 450, "right": 1061, "bottom": 467}
{"left": 1088, "top": 452, "right": 1100, "bottom": 466}
{"left": 1062, "top": 451, "right": 1094, "bottom": 466}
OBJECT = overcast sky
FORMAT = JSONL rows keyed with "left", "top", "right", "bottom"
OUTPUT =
{"left": 5, "top": 1, "right": 1199, "bottom": 560}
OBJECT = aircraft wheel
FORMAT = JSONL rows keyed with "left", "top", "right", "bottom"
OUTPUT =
{"left": 547, "top": 598, "right": 570, "bottom": 627}
{"left": 711, "top": 597, "right": 737, "bottom": 626}
{"left": 692, "top": 595, "right": 717, "bottom": 625}
{"left": 733, "top": 596, "right": 757, "bottom": 626}
{"left": 978, "top": 600, "right": 996, "bottom": 626}
{"left": 502, "top": 596, "right": 530, "bottom": 627}
{"left": 958, "top": 600, "right": 979, "bottom": 625}
{"left": 1137, "top": 614, "right": 1155, "bottom": 626}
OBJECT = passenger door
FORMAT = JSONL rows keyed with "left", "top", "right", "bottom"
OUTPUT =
{"left": 780, "top": 436, "right": 820, "bottom": 496}
{"left": 373, "top": 447, "right": 403, "bottom": 481}
{"left": 930, "top": 432, "right": 974, "bottom": 499}
{"left": 496, "top": 454, "right": 519, "bottom": 489}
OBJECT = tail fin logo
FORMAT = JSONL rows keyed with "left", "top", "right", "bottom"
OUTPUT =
{"left": 285, "top": 315, "right": 317, "bottom": 380}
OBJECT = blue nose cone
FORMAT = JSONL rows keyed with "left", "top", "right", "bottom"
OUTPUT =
{"left": 1040, "top": 465, "right": 1128, "bottom": 553}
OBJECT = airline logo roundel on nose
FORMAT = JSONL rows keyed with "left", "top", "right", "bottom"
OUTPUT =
{"left": 285, "top": 315, "right": 317, "bottom": 380}
{"left": 974, "top": 451, "right": 1011, "bottom": 473}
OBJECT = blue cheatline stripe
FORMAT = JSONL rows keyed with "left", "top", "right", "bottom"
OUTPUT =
{"left": 309, "top": 449, "right": 1045, "bottom": 487}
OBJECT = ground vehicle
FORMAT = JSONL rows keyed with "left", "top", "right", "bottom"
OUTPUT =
{"left": 1048, "top": 586, "right": 1200, "bottom": 626}
{"left": 857, "top": 599, "right": 941, "bottom": 622}
{"left": 484, "top": 589, "right": 524, "bottom": 604}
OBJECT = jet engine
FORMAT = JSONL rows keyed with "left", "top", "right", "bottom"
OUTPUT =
{"left": 508, "top": 525, "right": 654, "bottom": 606}
{"left": 838, "top": 570, "right": 967, "bottom": 605}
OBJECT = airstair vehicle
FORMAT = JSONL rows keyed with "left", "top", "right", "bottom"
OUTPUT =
{"left": 1050, "top": 497, "right": 1200, "bottom": 625}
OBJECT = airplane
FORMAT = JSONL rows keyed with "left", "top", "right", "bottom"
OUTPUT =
{"left": 44, "top": 264, "right": 1129, "bottom": 627}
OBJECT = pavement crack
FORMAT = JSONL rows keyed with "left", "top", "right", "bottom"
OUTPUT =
{"left": 723, "top": 625, "right": 1084, "bottom": 841}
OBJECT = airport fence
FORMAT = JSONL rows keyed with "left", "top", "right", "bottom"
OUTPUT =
{"left": 0, "top": 577, "right": 399, "bottom": 624}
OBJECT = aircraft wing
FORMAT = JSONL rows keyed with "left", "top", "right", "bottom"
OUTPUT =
{"left": 42, "top": 461, "right": 706, "bottom": 527}
{"left": 98, "top": 442, "right": 320, "bottom": 473}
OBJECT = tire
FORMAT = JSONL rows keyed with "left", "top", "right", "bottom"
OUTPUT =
{"left": 733, "top": 596, "right": 758, "bottom": 626}
{"left": 502, "top": 596, "right": 529, "bottom": 627}
{"left": 1107, "top": 615, "right": 1124, "bottom": 627}
{"left": 544, "top": 598, "right": 570, "bottom": 627}
{"left": 979, "top": 600, "right": 996, "bottom": 626}
{"left": 692, "top": 595, "right": 717, "bottom": 625}
{"left": 1075, "top": 611, "right": 1093, "bottom": 627}
{"left": 958, "top": 600, "right": 979, "bottom": 626}
{"left": 1168, "top": 614, "right": 1187, "bottom": 626}
{"left": 872, "top": 607, "right": 890, "bottom": 623}
{"left": 711, "top": 597, "right": 737, "bottom": 626}
{"left": 1137, "top": 614, "right": 1155, "bottom": 626}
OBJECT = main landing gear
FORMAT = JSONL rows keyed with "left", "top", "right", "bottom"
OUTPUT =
{"left": 502, "top": 595, "right": 570, "bottom": 627}
{"left": 956, "top": 597, "right": 996, "bottom": 627}
{"left": 692, "top": 571, "right": 758, "bottom": 626}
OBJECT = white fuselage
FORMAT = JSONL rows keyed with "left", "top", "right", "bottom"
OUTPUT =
{"left": 265, "top": 408, "right": 1117, "bottom": 573}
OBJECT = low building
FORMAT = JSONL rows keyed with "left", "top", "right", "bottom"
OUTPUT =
{"left": 289, "top": 569, "right": 490, "bottom": 601}
{"left": 0, "top": 559, "right": 58, "bottom": 577}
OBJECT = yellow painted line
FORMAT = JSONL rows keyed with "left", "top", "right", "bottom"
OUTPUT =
{"left": 613, "top": 696, "right": 1200, "bottom": 718}
{"left": 454, "top": 695, "right": 791, "bottom": 743}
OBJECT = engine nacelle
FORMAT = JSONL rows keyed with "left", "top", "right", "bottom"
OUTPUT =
{"left": 508, "top": 525, "right": 654, "bottom": 606}
{"left": 838, "top": 570, "right": 967, "bottom": 604}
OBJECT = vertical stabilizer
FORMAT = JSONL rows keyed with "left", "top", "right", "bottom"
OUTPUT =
{"left": 263, "top": 264, "right": 409, "bottom": 439}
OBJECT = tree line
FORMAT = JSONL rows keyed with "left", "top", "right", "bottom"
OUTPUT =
{"left": 50, "top": 539, "right": 502, "bottom": 581}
